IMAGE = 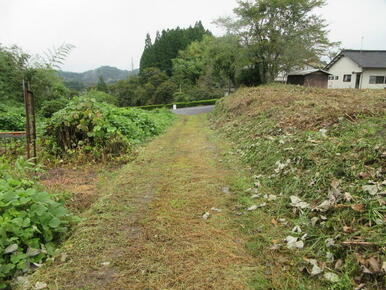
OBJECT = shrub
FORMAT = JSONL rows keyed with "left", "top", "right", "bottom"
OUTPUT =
{"left": 82, "top": 90, "right": 118, "bottom": 106}
{"left": 0, "top": 104, "right": 25, "bottom": 131}
{"left": 43, "top": 96, "right": 175, "bottom": 160}
{"left": 0, "top": 157, "right": 76, "bottom": 286}
{"left": 40, "top": 98, "right": 69, "bottom": 118}
{"left": 137, "top": 98, "right": 219, "bottom": 110}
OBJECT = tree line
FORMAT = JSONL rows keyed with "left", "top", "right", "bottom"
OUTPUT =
{"left": 0, "top": 0, "right": 336, "bottom": 122}
{"left": 105, "top": 0, "right": 335, "bottom": 106}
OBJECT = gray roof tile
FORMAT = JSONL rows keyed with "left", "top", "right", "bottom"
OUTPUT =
{"left": 343, "top": 50, "right": 386, "bottom": 68}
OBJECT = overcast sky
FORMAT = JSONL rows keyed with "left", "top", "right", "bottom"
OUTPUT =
{"left": 1, "top": 0, "right": 385, "bottom": 72}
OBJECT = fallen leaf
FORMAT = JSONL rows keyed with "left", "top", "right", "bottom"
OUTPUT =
{"left": 247, "top": 205, "right": 258, "bottom": 211}
{"left": 300, "top": 233, "right": 308, "bottom": 241}
{"left": 319, "top": 129, "right": 328, "bottom": 137}
{"left": 358, "top": 172, "right": 370, "bottom": 179}
{"left": 335, "top": 259, "right": 343, "bottom": 270}
{"left": 285, "top": 236, "right": 304, "bottom": 249}
{"left": 355, "top": 253, "right": 367, "bottom": 266}
{"left": 362, "top": 185, "right": 378, "bottom": 196}
{"left": 325, "top": 238, "right": 335, "bottom": 247}
{"left": 4, "top": 244, "right": 18, "bottom": 254}
{"left": 344, "top": 192, "right": 353, "bottom": 202}
{"left": 26, "top": 248, "right": 40, "bottom": 257}
{"left": 354, "top": 284, "right": 366, "bottom": 290}
{"left": 290, "top": 196, "right": 310, "bottom": 209}
{"left": 343, "top": 226, "right": 354, "bottom": 233}
{"left": 222, "top": 187, "right": 231, "bottom": 194}
{"left": 368, "top": 257, "right": 380, "bottom": 273}
{"left": 278, "top": 218, "right": 288, "bottom": 225}
{"left": 326, "top": 252, "right": 334, "bottom": 263}
{"left": 311, "top": 217, "right": 319, "bottom": 226}
{"left": 271, "top": 218, "right": 278, "bottom": 226}
{"left": 316, "top": 200, "right": 333, "bottom": 212}
{"left": 311, "top": 264, "right": 323, "bottom": 276}
{"left": 324, "top": 272, "right": 340, "bottom": 283}
{"left": 331, "top": 179, "right": 340, "bottom": 189}
{"left": 351, "top": 204, "right": 365, "bottom": 212}
{"left": 202, "top": 212, "right": 210, "bottom": 219}
{"left": 210, "top": 207, "right": 222, "bottom": 212}
{"left": 267, "top": 194, "right": 278, "bottom": 201}
{"left": 35, "top": 282, "right": 48, "bottom": 289}
{"left": 292, "top": 225, "right": 302, "bottom": 233}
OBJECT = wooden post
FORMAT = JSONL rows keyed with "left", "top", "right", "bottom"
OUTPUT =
{"left": 23, "top": 80, "right": 31, "bottom": 159}
{"left": 23, "top": 80, "right": 37, "bottom": 163}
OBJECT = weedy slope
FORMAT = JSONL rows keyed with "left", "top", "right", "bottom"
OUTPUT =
{"left": 211, "top": 85, "right": 386, "bottom": 289}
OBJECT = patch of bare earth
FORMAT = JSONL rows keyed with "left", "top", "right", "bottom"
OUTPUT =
{"left": 24, "top": 115, "right": 256, "bottom": 289}
{"left": 40, "top": 166, "right": 101, "bottom": 212}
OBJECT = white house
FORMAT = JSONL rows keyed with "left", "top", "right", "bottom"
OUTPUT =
{"left": 325, "top": 50, "right": 386, "bottom": 89}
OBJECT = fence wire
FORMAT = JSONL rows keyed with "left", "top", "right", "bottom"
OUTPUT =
{"left": 0, "top": 132, "right": 26, "bottom": 156}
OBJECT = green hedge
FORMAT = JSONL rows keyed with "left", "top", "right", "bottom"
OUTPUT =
{"left": 135, "top": 99, "right": 220, "bottom": 110}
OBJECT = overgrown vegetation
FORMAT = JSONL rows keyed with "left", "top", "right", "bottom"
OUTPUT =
{"left": 136, "top": 98, "right": 219, "bottom": 110}
{"left": 43, "top": 95, "right": 175, "bottom": 161}
{"left": 0, "top": 104, "right": 25, "bottom": 131}
{"left": 211, "top": 85, "right": 386, "bottom": 289}
{"left": 0, "top": 157, "right": 77, "bottom": 287}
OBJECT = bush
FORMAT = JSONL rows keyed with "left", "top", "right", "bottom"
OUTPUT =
{"left": 43, "top": 96, "right": 175, "bottom": 160}
{"left": 0, "top": 104, "right": 25, "bottom": 131}
{"left": 82, "top": 90, "right": 118, "bottom": 106}
{"left": 0, "top": 157, "right": 76, "bottom": 286}
{"left": 137, "top": 98, "right": 219, "bottom": 110}
{"left": 40, "top": 98, "right": 69, "bottom": 118}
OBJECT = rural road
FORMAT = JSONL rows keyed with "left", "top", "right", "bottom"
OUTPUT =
{"left": 172, "top": 105, "right": 215, "bottom": 115}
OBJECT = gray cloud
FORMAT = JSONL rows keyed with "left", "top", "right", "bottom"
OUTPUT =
{"left": 1, "top": 0, "right": 385, "bottom": 72}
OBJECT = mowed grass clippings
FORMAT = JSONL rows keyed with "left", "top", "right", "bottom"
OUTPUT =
{"left": 210, "top": 85, "right": 386, "bottom": 289}
{"left": 22, "top": 115, "right": 259, "bottom": 289}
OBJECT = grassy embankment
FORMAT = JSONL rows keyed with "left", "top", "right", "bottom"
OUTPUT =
{"left": 211, "top": 85, "right": 386, "bottom": 289}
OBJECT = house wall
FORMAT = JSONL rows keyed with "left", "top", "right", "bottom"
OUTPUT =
{"left": 361, "top": 69, "right": 386, "bottom": 89}
{"left": 327, "top": 56, "right": 362, "bottom": 89}
{"left": 304, "top": 72, "right": 328, "bottom": 88}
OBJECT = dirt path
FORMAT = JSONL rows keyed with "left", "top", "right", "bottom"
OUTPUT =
{"left": 25, "top": 115, "right": 256, "bottom": 289}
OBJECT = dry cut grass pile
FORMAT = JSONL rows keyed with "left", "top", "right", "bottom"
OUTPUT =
{"left": 214, "top": 85, "right": 385, "bottom": 130}
{"left": 211, "top": 85, "right": 386, "bottom": 289}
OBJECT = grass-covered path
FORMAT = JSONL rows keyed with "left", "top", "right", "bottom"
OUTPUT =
{"left": 26, "top": 115, "right": 257, "bottom": 289}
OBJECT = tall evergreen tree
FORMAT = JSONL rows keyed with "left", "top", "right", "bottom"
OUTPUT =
{"left": 139, "top": 22, "right": 211, "bottom": 75}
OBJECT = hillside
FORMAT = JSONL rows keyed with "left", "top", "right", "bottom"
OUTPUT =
{"left": 210, "top": 85, "right": 386, "bottom": 289}
{"left": 58, "top": 66, "right": 139, "bottom": 88}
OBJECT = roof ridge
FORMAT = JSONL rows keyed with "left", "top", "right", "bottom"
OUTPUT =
{"left": 343, "top": 49, "right": 386, "bottom": 53}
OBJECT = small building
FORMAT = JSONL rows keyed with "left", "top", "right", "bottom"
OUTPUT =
{"left": 287, "top": 69, "right": 331, "bottom": 88}
{"left": 325, "top": 50, "right": 386, "bottom": 89}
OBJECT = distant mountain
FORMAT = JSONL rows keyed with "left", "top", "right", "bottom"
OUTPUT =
{"left": 58, "top": 66, "right": 139, "bottom": 89}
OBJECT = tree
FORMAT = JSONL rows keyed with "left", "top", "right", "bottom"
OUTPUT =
{"left": 0, "top": 45, "right": 29, "bottom": 104}
{"left": 172, "top": 36, "right": 213, "bottom": 85}
{"left": 139, "top": 22, "right": 211, "bottom": 75}
{"left": 206, "top": 35, "right": 244, "bottom": 93}
{"left": 215, "top": 0, "right": 336, "bottom": 83}
{"left": 154, "top": 79, "right": 178, "bottom": 104}
{"left": 96, "top": 75, "right": 108, "bottom": 92}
